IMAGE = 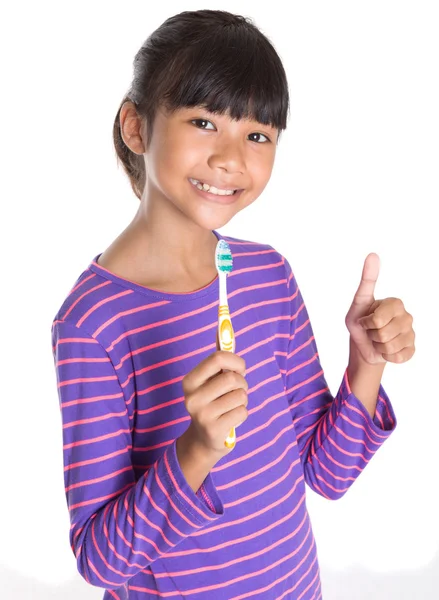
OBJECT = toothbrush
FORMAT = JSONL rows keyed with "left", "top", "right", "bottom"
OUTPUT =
{"left": 214, "top": 239, "right": 237, "bottom": 449}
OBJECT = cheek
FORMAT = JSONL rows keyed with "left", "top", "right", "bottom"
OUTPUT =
{"left": 250, "top": 156, "right": 275, "bottom": 188}
{"left": 159, "top": 137, "right": 202, "bottom": 178}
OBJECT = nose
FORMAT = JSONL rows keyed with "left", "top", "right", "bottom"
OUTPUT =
{"left": 208, "top": 137, "right": 245, "bottom": 175}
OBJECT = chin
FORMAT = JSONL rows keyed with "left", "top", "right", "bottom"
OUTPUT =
{"left": 186, "top": 209, "right": 234, "bottom": 232}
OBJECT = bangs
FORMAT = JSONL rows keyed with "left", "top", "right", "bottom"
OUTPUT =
{"left": 159, "top": 25, "right": 289, "bottom": 131}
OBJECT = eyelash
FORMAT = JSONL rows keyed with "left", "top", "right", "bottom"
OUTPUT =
{"left": 191, "top": 119, "right": 271, "bottom": 144}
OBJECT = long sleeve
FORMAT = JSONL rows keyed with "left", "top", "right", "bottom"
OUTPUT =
{"left": 51, "top": 319, "right": 224, "bottom": 589}
{"left": 283, "top": 257, "right": 397, "bottom": 500}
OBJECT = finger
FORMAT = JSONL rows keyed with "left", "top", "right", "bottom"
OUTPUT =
{"left": 196, "top": 369, "right": 248, "bottom": 409}
{"left": 352, "top": 253, "right": 380, "bottom": 305}
{"left": 184, "top": 350, "right": 245, "bottom": 395}
{"left": 362, "top": 314, "right": 406, "bottom": 343}
{"left": 382, "top": 344, "right": 416, "bottom": 364}
{"left": 358, "top": 298, "right": 403, "bottom": 330}
{"left": 371, "top": 331, "right": 415, "bottom": 355}
{"left": 209, "top": 386, "right": 248, "bottom": 421}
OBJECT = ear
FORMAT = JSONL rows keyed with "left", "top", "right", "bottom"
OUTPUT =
{"left": 119, "top": 101, "right": 146, "bottom": 155}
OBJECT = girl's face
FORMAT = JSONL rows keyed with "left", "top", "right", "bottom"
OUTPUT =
{"left": 143, "top": 104, "right": 279, "bottom": 230}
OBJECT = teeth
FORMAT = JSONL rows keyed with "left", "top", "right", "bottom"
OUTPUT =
{"left": 189, "top": 178, "right": 235, "bottom": 196}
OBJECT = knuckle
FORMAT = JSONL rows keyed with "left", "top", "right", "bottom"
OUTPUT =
{"left": 185, "top": 394, "right": 194, "bottom": 412}
{"left": 225, "top": 370, "right": 238, "bottom": 387}
{"left": 182, "top": 374, "right": 192, "bottom": 395}
{"left": 212, "top": 353, "right": 222, "bottom": 370}
{"left": 239, "top": 388, "right": 248, "bottom": 402}
{"left": 387, "top": 341, "right": 396, "bottom": 354}
{"left": 197, "top": 411, "right": 207, "bottom": 429}
{"left": 373, "top": 318, "right": 383, "bottom": 329}
{"left": 376, "top": 329, "right": 386, "bottom": 342}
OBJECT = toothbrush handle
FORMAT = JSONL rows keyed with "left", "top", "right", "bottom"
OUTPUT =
{"left": 217, "top": 305, "right": 237, "bottom": 449}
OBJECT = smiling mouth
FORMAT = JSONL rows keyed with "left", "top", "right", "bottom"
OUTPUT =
{"left": 188, "top": 178, "right": 241, "bottom": 196}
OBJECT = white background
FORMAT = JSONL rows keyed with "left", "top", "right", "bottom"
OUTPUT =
{"left": 1, "top": 1, "right": 438, "bottom": 598}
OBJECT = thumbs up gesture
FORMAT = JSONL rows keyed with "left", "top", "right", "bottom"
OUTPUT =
{"left": 344, "top": 253, "right": 416, "bottom": 365}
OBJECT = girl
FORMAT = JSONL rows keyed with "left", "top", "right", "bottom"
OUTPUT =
{"left": 51, "top": 9, "right": 415, "bottom": 600}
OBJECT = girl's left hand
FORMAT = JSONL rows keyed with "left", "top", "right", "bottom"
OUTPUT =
{"left": 344, "top": 253, "right": 416, "bottom": 365}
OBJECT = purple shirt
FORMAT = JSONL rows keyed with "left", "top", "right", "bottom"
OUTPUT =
{"left": 51, "top": 229, "right": 396, "bottom": 599}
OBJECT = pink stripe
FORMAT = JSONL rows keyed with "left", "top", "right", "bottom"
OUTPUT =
{"left": 339, "top": 411, "right": 385, "bottom": 445}
{"left": 162, "top": 451, "right": 218, "bottom": 523}
{"left": 101, "top": 270, "right": 288, "bottom": 355}
{"left": 130, "top": 522, "right": 313, "bottom": 597}
{"left": 330, "top": 420, "right": 380, "bottom": 455}
{"left": 344, "top": 399, "right": 389, "bottom": 439}
{"left": 61, "top": 392, "right": 124, "bottom": 409}
{"left": 77, "top": 288, "right": 133, "bottom": 328}
{"left": 102, "top": 503, "right": 145, "bottom": 569}
{"left": 63, "top": 409, "right": 127, "bottom": 429}
{"left": 316, "top": 472, "right": 349, "bottom": 494}
{"left": 93, "top": 299, "right": 170, "bottom": 337}
{"left": 65, "top": 446, "right": 131, "bottom": 471}
{"left": 57, "top": 357, "right": 108, "bottom": 366}
{"left": 58, "top": 374, "right": 118, "bottom": 388}
{"left": 62, "top": 280, "right": 112, "bottom": 321}
{"left": 55, "top": 336, "right": 98, "bottom": 348}
{"left": 325, "top": 433, "right": 368, "bottom": 460}
{"left": 63, "top": 427, "right": 131, "bottom": 450}
{"left": 312, "top": 449, "right": 356, "bottom": 483}
{"left": 91, "top": 516, "right": 128, "bottom": 578}
{"left": 69, "top": 272, "right": 95, "bottom": 295}
{"left": 154, "top": 511, "right": 309, "bottom": 579}
{"left": 174, "top": 476, "right": 305, "bottom": 550}
{"left": 65, "top": 465, "right": 132, "bottom": 492}
{"left": 86, "top": 556, "right": 121, "bottom": 587}
{"left": 113, "top": 502, "right": 152, "bottom": 561}
{"left": 70, "top": 482, "right": 134, "bottom": 510}
{"left": 318, "top": 441, "right": 363, "bottom": 473}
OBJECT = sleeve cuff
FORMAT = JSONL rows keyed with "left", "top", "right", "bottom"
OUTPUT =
{"left": 164, "top": 439, "right": 225, "bottom": 524}
{"left": 341, "top": 366, "right": 397, "bottom": 437}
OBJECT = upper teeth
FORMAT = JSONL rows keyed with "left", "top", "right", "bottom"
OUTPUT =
{"left": 189, "top": 178, "right": 236, "bottom": 196}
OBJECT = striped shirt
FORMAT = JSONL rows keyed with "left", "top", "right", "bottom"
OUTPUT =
{"left": 51, "top": 228, "right": 396, "bottom": 599}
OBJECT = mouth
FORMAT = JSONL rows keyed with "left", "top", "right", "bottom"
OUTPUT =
{"left": 188, "top": 178, "right": 244, "bottom": 204}
{"left": 188, "top": 177, "right": 242, "bottom": 196}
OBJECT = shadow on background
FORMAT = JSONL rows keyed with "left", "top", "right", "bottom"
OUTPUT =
{"left": 1, "top": 550, "right": 438, "bottom": 599}
{"left": 320, "top": 548, "right": 439, "bottom": 599}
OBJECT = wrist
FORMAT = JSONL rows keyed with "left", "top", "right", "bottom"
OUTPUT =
{"left": 177, "top": 426, "right": 218, "bottom": 468}
{"left": 347, "top": 337, "right": 386, "bottom": 418}
{"left": 348, "top": 336, "right": 386, "bottom": 367}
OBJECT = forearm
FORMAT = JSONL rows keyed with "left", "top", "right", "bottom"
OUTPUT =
{"left": 176, "top": 429, "right": 217, "bottom": 493}
{"left": 347, "top": 336, "right": 386, "bottom": 418}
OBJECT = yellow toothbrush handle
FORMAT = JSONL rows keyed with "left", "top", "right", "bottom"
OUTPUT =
{"left": 218, "top": 305, "right": 237, "bottom": 449}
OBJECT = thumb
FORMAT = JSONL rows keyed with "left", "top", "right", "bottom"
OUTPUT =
{"left": 352, "top": 253, "right": 380, "bottom": 306}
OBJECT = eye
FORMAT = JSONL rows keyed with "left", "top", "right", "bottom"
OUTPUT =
{"left": 191, "top": 119, "right": 216, "bottom": 130}
{"left": 191, "top": 118, "right": 271, "bottom": 143}
{"left": 248, "top": 132, "right": 270, "bottom": 144}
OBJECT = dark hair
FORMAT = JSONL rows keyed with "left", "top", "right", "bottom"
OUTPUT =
{"left": 113, "top": 9, "right": 290, "bottom": 200}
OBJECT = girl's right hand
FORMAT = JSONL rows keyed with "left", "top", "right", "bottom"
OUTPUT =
{"left": 181, "top": 342, "right": 248, "bottom": 461}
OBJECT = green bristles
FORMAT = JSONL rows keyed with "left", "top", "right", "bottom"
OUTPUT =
{"left": 215, "top": 240, "right": 233, "bottom": 273}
